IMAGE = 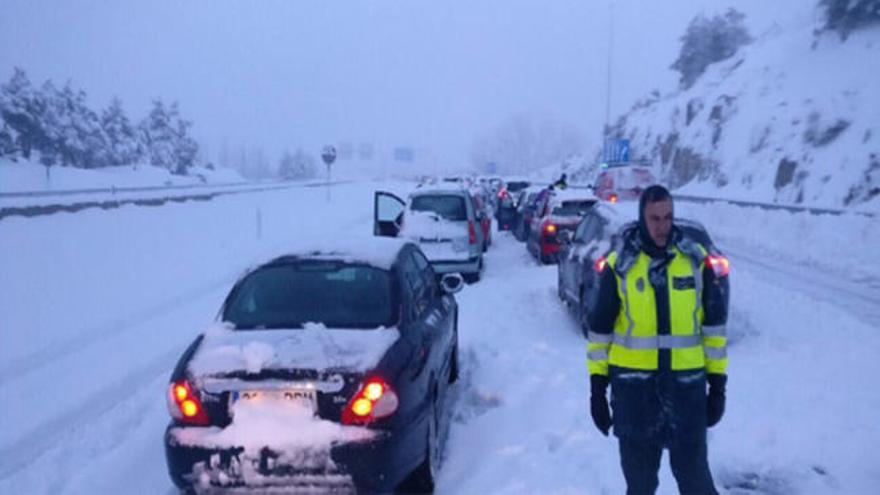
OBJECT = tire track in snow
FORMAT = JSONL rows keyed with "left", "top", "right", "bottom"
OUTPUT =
{"left": 0, "top": 348, "right": 177, "bottom": 481}
{"left": 723, "top": 245, "right": 880, "bottom": 324}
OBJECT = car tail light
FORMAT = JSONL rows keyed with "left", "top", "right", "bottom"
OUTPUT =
{"left": 468, "top": 221, "right": 478, "bottom": 244}
{"left": 706, "top": 254, "right": 730, "bottom": 277}
{"left": 608, "top": 193, "right": 619, "bottom": 203}
{"left": 497, "top": 188, "right": 509, "bottom": 200}
{"left": 594, "top": 255, "right": 608, "bottom": 274}
{"left": 342, "top": 377, "right": 399, "bottom": 425}
{"left": 543, "top": 223, "right": 557, "bottom": 235}
{"left": 167, "top": 380, "right": 210, "bottom": 426}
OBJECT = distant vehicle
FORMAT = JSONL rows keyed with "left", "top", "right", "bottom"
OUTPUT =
{"left": 557, "top": 206, "right": 731, "bottom": 336}
{"left": 593, "top": 164, "right": 655, "bottom": 203}
{"left": 164, "top": 239, "right": 463, "bottom": 493}
{"left": 526, "top": 189, "right": 599, "bottom": 264}
{"left": 513, "top": 185, "right": 552, "bottom": 242}
{"left": 495, "top": 180, "right": 530, "bottom": 231}
{"left": 374, "top": 188, "right": 486, "bottom": 283}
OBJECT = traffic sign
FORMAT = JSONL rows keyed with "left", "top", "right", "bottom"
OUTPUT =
{"left": 603, "top": 139, "right": 630, "bottom": 163}
{"left": 321, "top": 145, "right": 337, "bottom": 166}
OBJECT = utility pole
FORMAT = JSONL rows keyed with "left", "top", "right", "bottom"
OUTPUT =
{"left": 604, "top": 0, "right": 615, "bottom": 137}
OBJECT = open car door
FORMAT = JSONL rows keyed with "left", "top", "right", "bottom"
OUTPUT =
{"left": 374, "top": 191, "right": 405, "bottom": 237}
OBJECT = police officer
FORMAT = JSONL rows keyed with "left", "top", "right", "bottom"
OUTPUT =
{"left": 587, "top": 185, "right": 729, "bottom": 494}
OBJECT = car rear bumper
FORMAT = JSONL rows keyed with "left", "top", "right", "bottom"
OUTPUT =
{"left": 165, "top": 425, "right": 412, "bottom": 492}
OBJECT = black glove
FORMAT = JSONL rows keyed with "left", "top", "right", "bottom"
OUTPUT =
{"left": 590, "top": 375, "right": 612, "bottom": 436}
{"left": 707, "top": 373, "right": 727, "bottom": 428}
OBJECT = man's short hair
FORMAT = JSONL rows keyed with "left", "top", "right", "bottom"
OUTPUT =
{"left": 639, "top": 184, "right": 672, "bottom": 214}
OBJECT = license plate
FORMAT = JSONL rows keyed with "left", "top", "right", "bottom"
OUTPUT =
{"left": 231, "top": 388, "right": 317, "bottom": 412}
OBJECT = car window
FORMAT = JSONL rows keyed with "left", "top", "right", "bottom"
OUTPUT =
{"left": 574, "top": 214, "right": 604, "bottom": 244}
{"left": 411, "top": 194, "right": 467, "bottom": 221}
{"left": 552, "top": 199, "right": 597, "bottom": 216}
{"left": 223, "top": 262, "right": 395, "bottom": 329}
{"left": 410, "top": 249, "right": 439, "bottom": 299}
{"left": 399, "top": 250, "right": 430, "bottom": 317}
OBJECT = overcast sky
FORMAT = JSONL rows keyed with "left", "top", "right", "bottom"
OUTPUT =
{"left": 0, "top": 0, "right": 791, "bottom": 171}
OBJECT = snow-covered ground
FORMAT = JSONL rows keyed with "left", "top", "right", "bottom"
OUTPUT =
{"left": 1, "top": 179, "right": 879, "bottom": 494}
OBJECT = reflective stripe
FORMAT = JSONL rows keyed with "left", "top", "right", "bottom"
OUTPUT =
{"left": 704, "top": 346, "right": 728, "bottom": 360}
{"left": 587, "top": 331, "right": 613, "bottom": 344}
{"left": 619, "top": 272, "right": 635, "bottom": 338}
{"left": 613, "top": 333, "right": 702, "bottom": 350}
{"left": 702, "top": 324, "right": 727, "bottom": 337}
{"left": 588, "top": 349, "right": 609, "bottom": 361}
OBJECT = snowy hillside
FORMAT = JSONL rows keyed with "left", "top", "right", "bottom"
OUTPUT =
{"left": 605, "top": 4, "right": 879, "bottom": 211}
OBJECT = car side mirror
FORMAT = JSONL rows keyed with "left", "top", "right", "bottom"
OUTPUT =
{"left": 440, "top": 273, "right": 464, "bottom": 294}
{"left": 559, "top": 230, "right": 573, "bottom": 244}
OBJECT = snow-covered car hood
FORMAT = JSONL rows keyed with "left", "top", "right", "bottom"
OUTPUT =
{"left": 188, "top": 322, "right": 401, "bottom": 377}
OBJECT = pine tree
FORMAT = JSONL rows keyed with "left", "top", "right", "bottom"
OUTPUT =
{"left": 101, "top": 97, "right": 141, "bottom": 166}
{"left": 170, "top": 103, "right": 198, "bottom": 174}
{"left": 0, "top": 123, "right": 18, "bottom": 159}
{"left": 0, "top": 68, "right": 46, "bottom": 160}
{"left": 140, "top": 99, "right": 176, "bottom": 171}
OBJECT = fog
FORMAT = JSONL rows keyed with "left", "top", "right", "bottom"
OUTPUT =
{"left": 1, "top": 0, "right": 790, "bottom": 171}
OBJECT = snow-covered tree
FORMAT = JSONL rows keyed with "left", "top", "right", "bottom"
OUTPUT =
{"left": 279, "top": 148, "right": 317, "bottom": 180}
{"left": 469, "top": 113, "right": 584, "bottom": 175}
{"left": 0, "top": 68, "right": 46, "bottom": 160}
{"left": 820, "top": 0, "right": 880, "bottom": 39}
{"left": 0, "top": 123, "right": 17, "bottom": 159}
{"left": 101, "top": 97, "right": 141, "bottom": 166}
{"left": 140, "top": 99, "right": 176, "bottom": 171}
{"left": 671, "top": 9, "right": 752, "bottom": 89}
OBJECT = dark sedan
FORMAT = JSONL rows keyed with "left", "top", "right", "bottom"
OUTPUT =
{"left": 557, "top": 205, "right": 730, "bottom": 336}
{"left": 164, "top": 238, "right": 462, "bottom": 493}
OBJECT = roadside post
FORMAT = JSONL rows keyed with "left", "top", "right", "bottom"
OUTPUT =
{"left": 321, "top": 145, "right": 337, "bottom": 202}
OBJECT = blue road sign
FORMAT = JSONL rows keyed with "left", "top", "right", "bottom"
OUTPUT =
{"left": 603, "top": 139, "right": 630, "bottom": 163}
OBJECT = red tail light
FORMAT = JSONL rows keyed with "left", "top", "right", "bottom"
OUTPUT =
{"left": 342, "top": 377, "right": 399, "bottom": 425}
{"left": 543, "top": 223, "right": 557, "bottom": 235}
{"left": 167, "top": 380, "right": 210, "bottom": 426}
{"left": 706, "top": 254, "right": 730, "bottom": 277}
{"left": 468, "top": 221, "right": 478, "bottom": 244}
{"left": 608, "top": 193, "right": 619, "bottom": 203}
{"left": 497, "top": 188, "right": 509, "bottom": 199}
{"left": 594, "top": 255, "right": 608, "bottom": 273}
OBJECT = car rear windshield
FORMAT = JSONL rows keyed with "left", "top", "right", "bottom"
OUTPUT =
{"left": 223, "top": 262, "right": 395, "bottom": 329}
{"left": 410, "top": 195, "right": 467, "bottom": 221}
{"left": 506, "top": 181, "right": 530, "bottom": 192}
{"left": 552, "top": 200, "right": 597, "bottom": 216}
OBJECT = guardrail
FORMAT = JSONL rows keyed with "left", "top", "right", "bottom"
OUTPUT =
{"left": 0, "top": 179, "right": 262, "bottom": 199}
{"left": 673, "top": 194, "right": 875, "bottom": 218}
{"left": 0, "top": 180, "right": 351, "bottom": 221}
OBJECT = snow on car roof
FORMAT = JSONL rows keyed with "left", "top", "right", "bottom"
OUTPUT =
{"left": 409, "top": 186, "right": 470, "bottom": 197}
{"left": 264, "top": 236, "right": 409, "bottom": 271}
{"left": 548, "top": 188, "right": 598, "bottom": 205}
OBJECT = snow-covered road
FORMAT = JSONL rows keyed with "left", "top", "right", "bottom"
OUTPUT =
{"left": 1, "top": 180, "right": 878, "bottom": 494}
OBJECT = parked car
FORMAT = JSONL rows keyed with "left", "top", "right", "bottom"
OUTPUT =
{"left": 513, "top": 185, "right": 551, "bottom": 242}
{"left": 593, "top": 164, "right": 655, "bottom": 202}
{"left": 526, "top": 189, "right": 599, "bottom": 264}
{"left": 374, "top": 188, "right": 485, "bottom": 283}
{"left": 495, "top": 180, "right": 530, "bottom": 231}
{"left": 164, "top": 238, "right": 463, "bottom": 493}
{"left": 557, "top": 205, "right": 731, "bottom": 336}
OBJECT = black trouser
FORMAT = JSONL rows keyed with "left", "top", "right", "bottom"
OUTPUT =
{"left": 618, "top": 436, "right": 718, "bottom": 495}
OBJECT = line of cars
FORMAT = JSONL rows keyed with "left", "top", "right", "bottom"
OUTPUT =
{"left": 161, "top": 171, "right": 730, "bottom": 493}
{"left": 163, "top": 178, "right": 505, "bottom": 494}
